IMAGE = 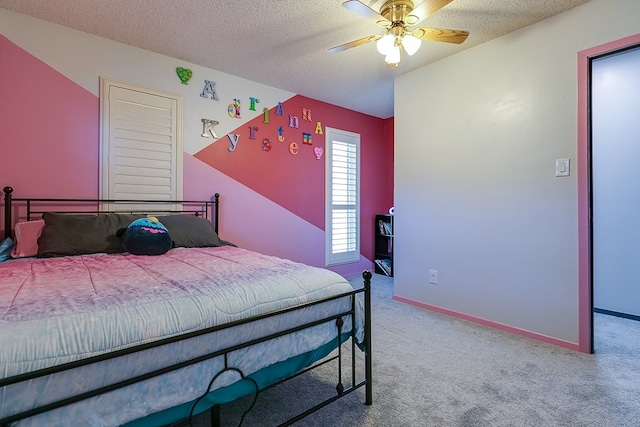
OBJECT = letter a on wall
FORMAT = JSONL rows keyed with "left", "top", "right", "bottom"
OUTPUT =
{"left": 200, "top": 80, "right": 218, "bottom": 101}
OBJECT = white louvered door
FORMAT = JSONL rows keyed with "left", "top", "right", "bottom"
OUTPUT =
{"left": 100, "top": 78, "right": 183, "bottom": 210}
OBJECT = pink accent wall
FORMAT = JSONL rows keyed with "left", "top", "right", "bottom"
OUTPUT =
{"left": 0, "top": 35, "right": 99, "bottom": 200}
{"left": 577, "top": 32, "right": 640, "bottom": 354}
{"left": 182, "top": 153, "right": 375, "bottom": 277}
{"left": 195, "top": 95, "right": 393, "bottom": 263}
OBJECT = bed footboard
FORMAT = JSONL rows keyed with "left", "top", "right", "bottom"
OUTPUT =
{"left": 219, "top": 269, "right": 373, "bottom": 427}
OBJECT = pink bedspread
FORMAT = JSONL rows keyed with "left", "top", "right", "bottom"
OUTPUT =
{"left": 1, "top": 246, "right": 357, "bottom": 377}
{"left": 1, "top": 246, "right": 327, "bottom": 321}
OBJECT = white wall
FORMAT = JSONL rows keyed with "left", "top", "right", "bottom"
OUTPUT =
{"left": 394, "top": 0, "right": 640, "bottom": 345}
{"left": 592, "top": 46, "right": 640, "bottom": 317}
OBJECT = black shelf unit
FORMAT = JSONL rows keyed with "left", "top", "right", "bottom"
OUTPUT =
{"left": 374, "top": 214, "right": 393, "bottom": 277}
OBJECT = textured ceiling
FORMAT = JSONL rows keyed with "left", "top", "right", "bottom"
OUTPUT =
{"left": 0, "top": 0, "right": 592, "bottom": 118}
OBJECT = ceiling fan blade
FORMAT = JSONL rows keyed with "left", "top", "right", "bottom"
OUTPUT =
{"left": 329, "top": 34, "right": 382, "bottom": 53}
{"left": 406, "top": 0, "right": 454, "bottom": 25}
{"left": 343, "top": 0, "right": 391, "bottom": 27}
{"left": 411, "top": 27, "right": 469, "bottom": 44}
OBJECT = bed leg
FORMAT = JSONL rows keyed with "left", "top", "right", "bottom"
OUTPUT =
{"left": 210, "top": 404, "right": 221, "bottom": 427}
{"left": 363, "top": 269, "right": 373, "bottom": 405}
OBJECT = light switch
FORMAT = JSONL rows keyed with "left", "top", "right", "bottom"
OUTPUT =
{"left": 555, "top": 158, "right": 570, "bottom": 177}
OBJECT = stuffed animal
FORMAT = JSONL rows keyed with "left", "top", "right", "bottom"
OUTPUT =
{"left": 116, "top": 216, "right": 172, "bottom": 255}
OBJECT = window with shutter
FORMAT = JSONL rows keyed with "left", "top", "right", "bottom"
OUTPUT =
{"left": 325, "top": 127, "right": 360, "bottom": 266}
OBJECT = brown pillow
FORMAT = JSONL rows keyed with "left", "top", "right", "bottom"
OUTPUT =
{"left": 158, "top": 215, "right": 232, "bottom": 248}
{"left": 37, "top": 213, "right": 144, "bottom": 257}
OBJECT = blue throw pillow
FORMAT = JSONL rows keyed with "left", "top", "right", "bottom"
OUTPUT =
{"left": 116, "top": 217, "right": 172, "bottom": 256}
{"left": 0, "top": 237, "right": 14, "bottom": 263}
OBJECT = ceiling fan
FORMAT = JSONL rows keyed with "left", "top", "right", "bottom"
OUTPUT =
{"left": 329, "top": 0, "right": 469, "bottom": 67}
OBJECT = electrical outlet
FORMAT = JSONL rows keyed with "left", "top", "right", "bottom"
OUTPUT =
{"left": 429, "top": 269, "right": 438, "bottom": 285}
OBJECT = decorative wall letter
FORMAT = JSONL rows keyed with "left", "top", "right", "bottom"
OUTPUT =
{"left": 302, "top": 132, "right": 312, "bottom": 145}
{"left": 263, "top": 107, "right": 271, "bottom": 124}
{"left": 228, "top": 99, "right": 241, "bottom": 118}
{"left": 289, "top": 142, "right": 299, "bottom": 155}
{"left": 201, "top": 119, "right": 220, "bottom": 139}
{"left": 249, "top": 97, "right": 260, "bottom": 111}
{"left": 200, "top": 80, "right": 218, "bottom": 100}
{"left": 248, "top": 126, "right": 259, "bottom": 140}
{"left": 227, "top": 134, "right": 240, "bottom": 152}
{"left": 288, "top": 115, "right": 299, "bottom": 129}
{"left": 315, "top": 122, "right": 324, "bottom": 135}
{"left": 277, "top": 126, "right": 285, "bottom": 142}
{"left": 302, "top": 108, "right": 312, "bottom": 121}
{"left": 262, "top": 138, "right": 272, "bottom": 152}
{"left": 176, "top": 67, "right": 193, "bottom": 85}
{"left": 275, "top": 102, "right": 285, "bottom": 116}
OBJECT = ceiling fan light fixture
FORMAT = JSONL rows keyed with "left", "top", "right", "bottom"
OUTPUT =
{"left": 331, "top": 0, "right": 470, "bottom": 68}
{"left": 376, "top": 33, "right": 395, "bottom": 55}
{"left": 402, "top": 33, "right": 422, "bottom": 55}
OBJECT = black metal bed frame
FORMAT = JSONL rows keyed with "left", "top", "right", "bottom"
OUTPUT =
{"left": 3, "top": 186, "right": 220, "bottom": 240}
{"left": 0, "top": 186, "right": 373, "bottom": 427}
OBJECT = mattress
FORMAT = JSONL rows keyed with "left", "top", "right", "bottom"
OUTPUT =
{"left": 0, "top": 246, "right": 364, "bottom": 426}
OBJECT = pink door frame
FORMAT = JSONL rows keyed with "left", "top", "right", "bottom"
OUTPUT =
{"left": 577, "top": 33, "right": 640, "bottom": 353}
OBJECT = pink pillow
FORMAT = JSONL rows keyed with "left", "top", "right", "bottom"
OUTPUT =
{"left": 11, "top": 220, "right": 45, "bottom": 258}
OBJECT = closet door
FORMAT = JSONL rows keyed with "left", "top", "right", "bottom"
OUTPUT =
{"left": 100, "top": 78, "right": 183, "bottom": 209}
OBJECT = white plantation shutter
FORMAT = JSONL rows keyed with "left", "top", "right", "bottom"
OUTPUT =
{"left": 100, "top": 78, "right": 183, "bottom": 210}
{"left": 325, "top": 128, "right": 360, "bottom": 266}
{"left": 110, "top": 90, "right": 175, "bottom": 198}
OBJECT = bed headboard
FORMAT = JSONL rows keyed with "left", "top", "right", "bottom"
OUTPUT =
{"left": 2, "top": 186, "right": 220, "bottom": 240}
